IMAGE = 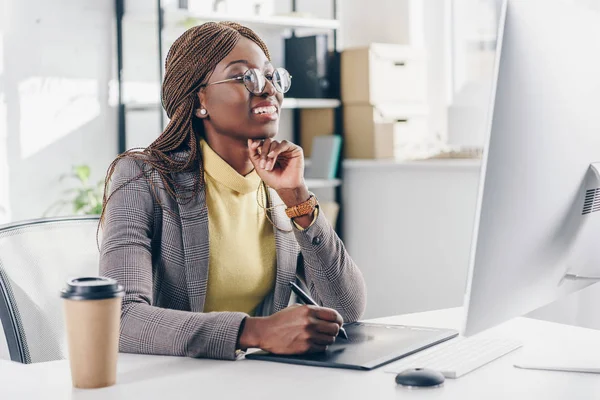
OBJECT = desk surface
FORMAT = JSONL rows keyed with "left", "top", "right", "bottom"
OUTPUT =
{"left": 2, "top": 308, "right": 600, "bottom": 400}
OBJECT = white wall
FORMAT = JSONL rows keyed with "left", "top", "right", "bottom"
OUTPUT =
{"left": 1, "top": 0, "right": 117, "bottom": 222}
{"left": 421, "top": 0, "right": 449, "bottom": 141}
{"left": 340, "top": 0, "right": 412, "bottom": 49}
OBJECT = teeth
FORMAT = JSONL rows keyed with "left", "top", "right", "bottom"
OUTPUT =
{"left": 253, "top": 106, "right": 277, "bottom": 114}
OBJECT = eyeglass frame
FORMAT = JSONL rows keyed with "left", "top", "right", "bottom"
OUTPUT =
{"left": 200, "top": 67, "right": 292, "bottom": 95}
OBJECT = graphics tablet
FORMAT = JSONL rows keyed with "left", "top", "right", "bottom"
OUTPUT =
{"left": 245, "top": 322, "right": 458, "bottom": 370}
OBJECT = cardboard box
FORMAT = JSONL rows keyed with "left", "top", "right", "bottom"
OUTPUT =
{"left": 341, "top": 44, "right": 428, "bottom": 105}
{"left": 344, "top": 104, "right": 429, "bottom": 159}
{"left": 299, "top": 108, "right": 335, "bottom": 158}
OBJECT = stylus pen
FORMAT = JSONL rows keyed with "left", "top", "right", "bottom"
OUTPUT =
{"left": 289, "top": 281, "right": 349, "bottom": 340}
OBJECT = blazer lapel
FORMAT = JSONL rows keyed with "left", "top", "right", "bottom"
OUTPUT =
{"left": 267, "top": 187, "right": 300, "bottom": 313}
{"left": 173, "top": 164, "right": 210, "bottom": 313}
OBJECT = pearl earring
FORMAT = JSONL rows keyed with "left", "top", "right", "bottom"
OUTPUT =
{"left": 200, "top": 109, "right": 207, "bottom": 115}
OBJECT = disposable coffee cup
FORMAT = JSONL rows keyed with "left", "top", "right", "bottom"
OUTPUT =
{"left": 61, "top": 277, "right": 124, "bottom": 389}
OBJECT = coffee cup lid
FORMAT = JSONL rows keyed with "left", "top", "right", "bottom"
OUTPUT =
{"left": 60, "top": 277, "right": 124, "bottom": 300}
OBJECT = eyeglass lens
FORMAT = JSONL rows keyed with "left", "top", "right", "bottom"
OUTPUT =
{"left": 243, "top": 68, "right": 292, "bottom": 94}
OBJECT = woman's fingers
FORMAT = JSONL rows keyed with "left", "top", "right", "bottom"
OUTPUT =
{"left": 265, "top": 142, "right": 281, "bottom": 171}
{"left": 307, "top": 343, "right": 328, "bottom": 353}
{"left": 309, "top": 332, "right": 336, "bottom": 346}
{"left": 260, "top": 138, "right": 274, "bottom": 169}
{"left": 248, "top": 139, "right": 299, "bottom": 171}
{"left": 310, "top": 306, "right": 344, "bottom": 327}
{"left": 265, "top": 140, "right": 295, "bottom": 171}
{"left": 247, "top": 139, "right": 262, "bottom": 167}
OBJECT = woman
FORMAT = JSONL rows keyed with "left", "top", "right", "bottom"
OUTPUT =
{"left": 99, "top": 22, "right": 366, "bottom": 361}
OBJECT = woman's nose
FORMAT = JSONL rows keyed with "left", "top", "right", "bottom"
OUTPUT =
{"left": 260, "top": 78, "right": 277, "bottom": 96}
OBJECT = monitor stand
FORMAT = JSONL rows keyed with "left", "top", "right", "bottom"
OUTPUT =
{"left": 533, "top": 164, "right": 600, "bottom": 373}
{"left": 562, "top": 162, "right": 600, "bottom": 282}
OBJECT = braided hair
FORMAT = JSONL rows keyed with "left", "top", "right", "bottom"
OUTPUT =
{"left": 100, "top": 22, "right": 270, "bottom": 222}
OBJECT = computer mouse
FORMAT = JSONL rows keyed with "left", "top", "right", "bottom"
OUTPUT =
{"left": 395, "top": 368, "right": 445, "bottom": 388}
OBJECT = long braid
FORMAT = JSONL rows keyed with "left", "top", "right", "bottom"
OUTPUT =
{"left": 100, "top": 22, "right": 270, "bottom": 224}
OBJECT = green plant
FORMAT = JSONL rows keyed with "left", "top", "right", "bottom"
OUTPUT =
{"left": 45, "top": 165, "right": 104, "bottom": 216}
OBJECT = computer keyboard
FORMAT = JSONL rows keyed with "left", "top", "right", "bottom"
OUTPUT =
{"left": 387, "top": 336, "right": 522, "bottom": 379}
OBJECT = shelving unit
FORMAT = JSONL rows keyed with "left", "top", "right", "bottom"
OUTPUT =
{"left": 116, "top": 1, "right": 343, "bottom": 147}
{"left": 115, "top": 0, "right": 344, "bottom": 235}
{"left": 125, "top": 102, "right": 161, "bottom": 112}
{"left": 123, "top": 98, "right": 340, "bottom": 112}
{"left": 282, "top": 98, "right": 341, "bottom": 109}
{"left": 305, "top": 179, "right": 342, "bottom": 189}
{"left": 126, "top": 9, "right": 341, "bottom": 31}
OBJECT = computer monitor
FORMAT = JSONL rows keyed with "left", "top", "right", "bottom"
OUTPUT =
{"left": 463, "top": 0, "right": 600, "bottom": 336}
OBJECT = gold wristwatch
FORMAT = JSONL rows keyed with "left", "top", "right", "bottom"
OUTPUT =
{"left": 285, "top": 193, "right": 318, "bottom": 219}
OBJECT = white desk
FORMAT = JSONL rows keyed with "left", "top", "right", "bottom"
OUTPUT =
{"left": 2, "top": 308, "right": 600, "bottom": 399}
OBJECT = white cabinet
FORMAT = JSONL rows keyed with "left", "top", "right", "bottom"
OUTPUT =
{"left": 342, "top": 160, "right": 481, "bottom": 318}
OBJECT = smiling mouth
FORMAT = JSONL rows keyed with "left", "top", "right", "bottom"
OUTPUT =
{"left": 252, "top": 105, "right": 277, "bottom": 115}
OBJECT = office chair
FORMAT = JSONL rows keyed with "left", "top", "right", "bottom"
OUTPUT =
{"left": 0, "top": 216, "right": 100, "bottom": 363}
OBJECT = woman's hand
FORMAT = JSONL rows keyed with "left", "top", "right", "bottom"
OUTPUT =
{"left": 247, "top": 138, "right": 305, "bottom": 191}
{"left": 239, "top": 305, "right": 344, "bottom": 354}
{"left": 248, "top": 138, "right": 311, "bottom": 207}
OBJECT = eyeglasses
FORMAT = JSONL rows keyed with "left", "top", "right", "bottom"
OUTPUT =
{"left": 202, "top": 67, "right": 292, "bottom": 95}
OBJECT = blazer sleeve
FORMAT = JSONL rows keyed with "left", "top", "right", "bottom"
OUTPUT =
{"left": 293, "top": 209, "right": 367, "bottom": 323}
{"left": 99, "top": 157, "right": 247, "bottom": 360}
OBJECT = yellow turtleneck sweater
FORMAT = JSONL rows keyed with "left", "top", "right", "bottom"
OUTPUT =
{"left": 200, "top": 139, "right": 276, "bottom": 316}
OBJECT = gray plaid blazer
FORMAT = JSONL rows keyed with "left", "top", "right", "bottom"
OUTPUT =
{"left": 99, "top": 155, "right": 366, "bottom": 360}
